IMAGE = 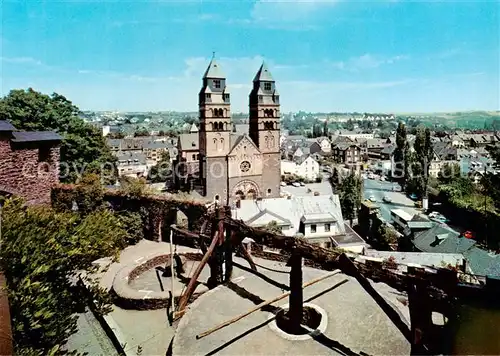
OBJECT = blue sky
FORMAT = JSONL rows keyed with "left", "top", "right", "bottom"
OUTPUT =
{"left": 1, "top": 1, "right": 499, "bottom": 113}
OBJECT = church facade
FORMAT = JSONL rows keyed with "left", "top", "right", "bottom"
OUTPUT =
{"left": 176, "top": 57, "right": 281, "bottom": 205}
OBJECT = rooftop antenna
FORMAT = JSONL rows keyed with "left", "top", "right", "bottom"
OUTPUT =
{"left": 212, "top": 51, "right": 215, "bottom": 59}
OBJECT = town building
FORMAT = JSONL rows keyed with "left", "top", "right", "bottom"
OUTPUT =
{"left": 107, "top": 136, "right": 177, "bottom": 177}
{"left": 233, "top": 194, "right": 367, "bottom": 251}
{"left": 174, "top": 58, "right": 282, "bottom": 204}
{"left": 331, "top": 137, "right": 363, "bottom": 166}
{"left": 281, "top": 155, "right": 320, "bottom": 182}
{"left": 0, "top": 120, "right": 61, "bottom": 204}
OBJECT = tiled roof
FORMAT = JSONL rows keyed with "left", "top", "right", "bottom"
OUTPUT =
{"left": 413, "top": 225, "right": 475, "bottom": 254}
{"left": 11, "top": 131, "right": 62, "bottom": 143}
{"left": 178, "top": 133, "right": 199, "bottom": 151}
{"left": 203, "top": 58, "right": 225, "bottom": 79}
{"left": 300, "top": 213, "right": 336, "bottom": 224}
{"left": 253, "top": 61, "right": 274, "bottom": 82}
{"left": 463, "top": 247, "right": 500, "bottom": 277}
{"left": 0, "top": 120, "right": 15, "bottom": 131}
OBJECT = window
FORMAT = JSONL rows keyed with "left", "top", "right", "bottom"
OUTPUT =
{"left": 38, "top": 147, "right": 50, "bottom": 162}
{"left": 214, "top": 80, "right": 221, "bottom": 88}
{"left": 214, "top": 195, "right": 220, "bottom": 201}
{"left": 240, "top": 161, "right": 251, "bottom": 172}
{"left": 264, "top": 82, "right": 272, "bottom": 90}
{"left": 224, "top": 94, "right": 230, "bottom": 100}
{"left": 267, "top": 188, "right": 272, "bottom": 196}
{"left": 325, "top": 223, "right": 331, "bottom": 232}
{"left": 205, "top": 93, "right": 211, "bottom": 99}
{"left": 191, "top": 154, "right": 196, "bottom": 160}
{"left": 310, "top": 224, "right": 317, "bottom": 233}
{"left": 258, "top": 95, "right": 263, "bottom": 102}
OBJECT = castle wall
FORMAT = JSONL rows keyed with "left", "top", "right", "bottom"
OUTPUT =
{"left": 0, "top": 137, "right": 60, "bottom": 204}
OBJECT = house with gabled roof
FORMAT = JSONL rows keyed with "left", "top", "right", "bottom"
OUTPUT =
{"left": 0, "top": 120, "right": 61, "bottom": 204}
{"left": 233, "top": 194, "right": 367, "bottom": 252}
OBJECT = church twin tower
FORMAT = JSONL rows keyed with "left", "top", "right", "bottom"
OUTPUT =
{"left": 198, "top": 57, "right": 281, "bottom": 204}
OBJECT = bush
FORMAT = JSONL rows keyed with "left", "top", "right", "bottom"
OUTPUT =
{"left": 0, "top": 198, "right": 127, "bottom": 355}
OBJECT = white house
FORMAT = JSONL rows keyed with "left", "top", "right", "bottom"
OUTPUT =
{"left": 281, "top": 155, "right": 320, "bottom": 181}
{"left": 337, "top": 130, "right": 374, "bottom": 141}
{"left": 232, "top": 194, "right": 367, "bottom": 251}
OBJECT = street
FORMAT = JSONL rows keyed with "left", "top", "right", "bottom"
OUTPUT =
{"left": 363, "top": 178, "right": 419, "bottom": 222}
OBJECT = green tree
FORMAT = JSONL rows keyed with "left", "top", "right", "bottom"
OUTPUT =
{"left": 148, "top": 151, "right": 171, "bottom": 183}
{"left": 134, "top": 128, "right": 150, "bottom": 137}
{"left": 393, "top": 123, "right": 408, "bottom": 187}
{"left": 339, "top": 172, "right": 362, "bottom": 225}
{"left": 1, "top": 198, "right": 127, "bottom": 355}
{"left": 264, "top": 220, "right": 282, "bottom": 234}
{"left": 329, "top": 167, "right": 340, "bottom": 191}
{"left": 439, "top": 162, "right": 461, "bottom": 184}
{"left": 0, "top": 88, "right": 117, "bottom": 184}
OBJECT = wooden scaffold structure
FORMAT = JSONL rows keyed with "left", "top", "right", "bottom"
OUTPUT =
{"left": 169, "top": 204, "right": 458, "bottom": 355}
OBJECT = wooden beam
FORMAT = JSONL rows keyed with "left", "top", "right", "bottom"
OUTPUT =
{"left": 196, "top": 270, "right": 342, "bottom": 340}
{"left": 288, "top": 252, "right": 303, "bottom": 331}
{"left": 176, "top": 229, "right": 220, "bottom": 314}
{"left": 237, "top": 242, "right": 257, "bottom": 271}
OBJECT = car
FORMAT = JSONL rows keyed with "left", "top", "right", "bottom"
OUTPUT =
{"left": 383, "top": 195, "right": 392, "bottom": 203}
{"left": 409, "top": 193, "right": 418, "bottom": 200}
{"left": 369, "top": 195, "right": 377, "bottom": 202}
{"left": 463, "top": 231, "right": 474, "bottom": 239}
{"left": 292, "top": 182, "right": 301, "bottom": 187}
{"left": 300, "top": 182, "right": 306, "bottom": 186}
{"left": 428, "top": 211, "right": 448, "bottom": 223}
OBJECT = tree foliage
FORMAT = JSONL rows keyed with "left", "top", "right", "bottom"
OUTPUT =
{"left": 0, "top": 198, "right": 127, "bottom": 355}
{"left": 148, "top": 151, "right": 171, "bottom": 183}
{"left": 339, "top": 172, "right": 362, "bottom": 223}
{"left": 410, "top": 127, "right": 434, "bottom": 197}
{"left": 0, "top": 88, "right": 117, "bottom": 184}
{"left": 263, "top": 220, "right": 282, "bottom": 234}
{"left": 393, "top": 122, "right": 409, "bottom": 188}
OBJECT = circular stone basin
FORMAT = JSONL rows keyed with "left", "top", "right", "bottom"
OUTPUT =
{"left": 269, "top": 303, "right": 328, "bottom": 341}
{"left": 112, "top": 252, "right": 208, "bottom": 310}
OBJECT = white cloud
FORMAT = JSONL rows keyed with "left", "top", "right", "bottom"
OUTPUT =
{"left": 1, "top": 56, "right": 44, "bottom": 66}
{"left": 7, "top": 54, "right": 488, "bottom": 113}
{"left": 329, "top": 53, "right": 409, "bottom": 72}
{"left": 251, "top": 0, "right": 338, "bottom": 22}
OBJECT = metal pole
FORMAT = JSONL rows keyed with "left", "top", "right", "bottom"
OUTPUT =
{"left": 169, "top": 229, "right": 176, "bottom": 313}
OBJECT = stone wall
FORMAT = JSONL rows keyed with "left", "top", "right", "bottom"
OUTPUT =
{"left": 112, "top": 252, "right": 203, "bottom": 310}
{"left": 0, "top": 137, "right": 60, "bottom": 205}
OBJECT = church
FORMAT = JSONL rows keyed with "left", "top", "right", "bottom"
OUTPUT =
{"left": 174, "top": 57, "right": 282, "bottom": 205}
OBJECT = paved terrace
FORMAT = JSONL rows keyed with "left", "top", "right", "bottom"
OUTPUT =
{"left": 84, "top": 240, "right": 411, "bottom": 356}
{"left": 173, "top": 257, "right": 411, "bottom": 355}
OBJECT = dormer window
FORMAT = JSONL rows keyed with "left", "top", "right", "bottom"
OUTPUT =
{"left": 206, "top": 93, "right": 211, "bottom": 99}
{"left": 213, "top": 80, "right": 221, "bottom": 88}
{"left": 224, "top": 94, "right": 229, "bottom": 100}
{"left": 258, "top": 95, "right": 263, "bottom": 103}
{"left": 264, "top": 82, "right": 271, "bottom": 91}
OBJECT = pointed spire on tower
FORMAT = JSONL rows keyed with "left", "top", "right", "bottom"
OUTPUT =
{"left": 203, "top": 54, "right": 225, "bottom": 79}
{"left": 253, "top": 61, "right": 274, "bottom": 82}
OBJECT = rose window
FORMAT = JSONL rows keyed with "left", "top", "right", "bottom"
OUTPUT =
{"left": 240, "top": 161, "right": 251, "bottom": 172}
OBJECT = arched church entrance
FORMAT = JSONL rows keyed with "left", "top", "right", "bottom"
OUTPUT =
{"left": 232, "top": 180, "right": 260, "bottom": 201}
{"left": 235, "top": 190, "right": 245, "bottom": 200}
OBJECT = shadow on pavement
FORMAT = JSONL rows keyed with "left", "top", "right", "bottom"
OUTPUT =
{"left": 205, "top": 277, "right": 352, "bottom": 356}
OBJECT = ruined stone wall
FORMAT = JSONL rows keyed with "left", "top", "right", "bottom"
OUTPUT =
{"left": 0, "top": 138, "right": 60, "bottom": 204}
